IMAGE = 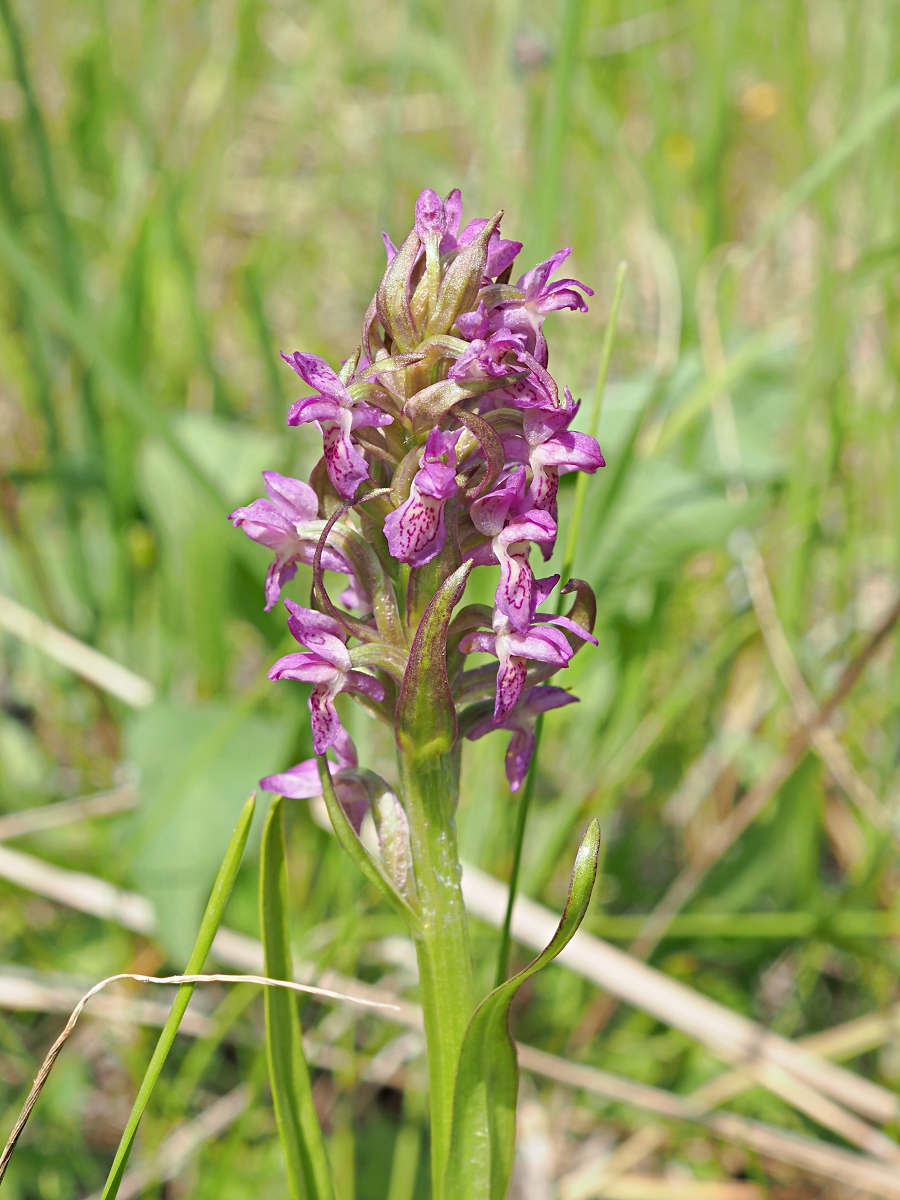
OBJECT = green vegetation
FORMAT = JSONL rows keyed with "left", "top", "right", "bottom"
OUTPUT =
{"left": 1, "top": 0, "right": 900, "bottom": 1194}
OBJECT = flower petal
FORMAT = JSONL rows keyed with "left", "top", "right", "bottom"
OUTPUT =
{"left": 505, "top": 727, "right": 534, "bottom": 792}
{"left": 494, "top": 653, "right": 528, "bottom": 723}
{"left": 321, "top": 420, "right": 370, "bottom": 499}
{"left": 281, "top": 351, "right": 350, "bottom": 405}
{"left": 384, "top": 487, "right": 449, "bottom": 567}
{"left": 309, "top": 680, "right": 343, "bottom": 754}
{"left": 287, "top": 396, "right": 343, "bottom": 425}
{"left": 259, "top": 759, "right": 322, "bottom": 798}
{"left": 345, "top": 670, "right": 386, "bottom": 702}
{"left": 268, "top": 652, "right": 341, "bottom": 684}
{"left": 262, "top": 471, "right": 319, "bottom": 523}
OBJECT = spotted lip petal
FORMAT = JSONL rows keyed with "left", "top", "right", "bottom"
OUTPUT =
{"left": 383, "top": 428, "right": 461, "bottom": 567}
{"left": 321, "top": 417, "right": 371, "bottom": 500}
{"left": 467, "top": 685, "right": 577, "bottom": 791}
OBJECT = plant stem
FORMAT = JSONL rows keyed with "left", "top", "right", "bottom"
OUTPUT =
{"left": 494, "top": 267, "right": 627, "bottom": 988}
{"left": 398, "top": 746, "right": 474, "bottom": 1200}
{"left": 494, "top": 715, "right": 543, "bottom": 987}
{"left": 560, "top": 260, "right": 628, "bottom": 582}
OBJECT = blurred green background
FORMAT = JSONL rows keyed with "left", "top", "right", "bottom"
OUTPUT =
{"left": 2, "top": 0, "right": 900, "bottom": 1196}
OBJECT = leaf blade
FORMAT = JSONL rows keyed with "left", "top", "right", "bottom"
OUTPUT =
{"left": 99, "top": 793, "right": 257, "bottom": 1200}
{"left": 260, "top": 795, "right": 335, "bottom": 1200}
{"left": 443, "top": 819, "right": 601, "bottom": 1200}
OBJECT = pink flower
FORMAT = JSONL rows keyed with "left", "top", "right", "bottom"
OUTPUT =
{"left": 282, "top": 352, "right": 393, "bottom": 499}
{"left": 470, "top": 469, "right": 557, "bottom": 633}
{"left": 259, "top": 729, "right": 371, "bottom": 833}
{"left": 459, "top": 248, "right": 592, "bottom": 366}
{"left": 268, "top": 602, "right": 384, "bottom": 753}
{"left": 229, "top": 471, "right": 352, "bottom": 611}
{"left": 467, "top": 685, "right": 577, "bottom": 791}
{"left": 461, "top": 583, "right": 598, "bottom": 723}
{"left": 384, "top": 428, "right": 461, "bottom": 567}
{"left": 523, "top": 388, "right": 605, "bottom": 523}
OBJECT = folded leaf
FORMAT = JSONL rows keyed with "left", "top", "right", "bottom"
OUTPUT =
{"left": 316, "top": 756, "right": 420, "bottom": 930}
{"left": 260, "top": 796, "right": 335, "bottom": 1200}
{"left": 443, "top": 819, "right": 601, "bottom": 1200}
{"left": 396, "top": 561, "right": 473, "bottom": 761}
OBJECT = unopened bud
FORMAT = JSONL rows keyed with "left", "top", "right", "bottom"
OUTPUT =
{"left": 426, "top": 211, "right": 503, "bottom": 337}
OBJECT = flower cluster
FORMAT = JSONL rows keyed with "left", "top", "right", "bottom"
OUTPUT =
{"left": 232, "top": 187, "right": 603, "bottom": 813}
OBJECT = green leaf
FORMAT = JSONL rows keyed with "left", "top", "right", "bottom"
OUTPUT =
{"left": 260, "top": 795, "right": 335, "bottom": 1200}
{"left": 443, "top": 819, "right": 601, "bottom": 1200}
{"left": 129, "top": 698, "right": 295, "bottom": 961}
{"left": 396, "top": 561, "right": 472, "bottom": 762}
{"left": 316, "top": 756, "right": 420, "bottom": 931}
{"left": 100, "top": 793, "right": 256, "bottom": 1200}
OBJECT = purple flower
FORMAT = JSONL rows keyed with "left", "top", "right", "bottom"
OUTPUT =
{"left": 259, "top": 728, "right": 371, "bottom": 833}
{"left": 467, "top": 685, "right": 577, "bottom": 791}
{"left": 449, "top": 328, "right": 527, "bottom": 384}
{"left": 383, "top": 188, "right": 522, "bottom": 281}
{"left": 459, "top": 248, "right": 592, "bottom": 366}
{"left": 460, "top": 579, "right": 598, "bottom": 723}
{"left": 461, "top": 621, "right": 573, "bottom": 724}
{"left": 523, "top": 388, "right": 605, "bottom": 523}
{"left": 268, "top": 601, "right": 385, "bottom": 753}
{"left": 384, "top": 428, "right": 461, "bottom": 567}
{"left": 470, "top": 469, "right": 557, "bottom": 632}
{"left": 282, "top": 352, "right": 393, "bottom": 500}
{"left": 229, "top": 471, "right": 352, "bottom": 611}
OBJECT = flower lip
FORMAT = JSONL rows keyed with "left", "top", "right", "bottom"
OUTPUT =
{"left": 383, "top": 427, "right": 462, "bottom": 567}
{"left": 466, "top": 684, "right": 578, "bottom": 791}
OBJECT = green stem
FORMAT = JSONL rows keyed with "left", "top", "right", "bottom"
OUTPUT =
{"left": 397, "top": 746, "right": 474, "bottom": 1200}
{"left": 494, "top": 266, "right": 627, "bottom": 989}
{"left": 560, "top": 260, "right": 628, "bottom": 583}
{"left": 494, "top": 716, "right": 543, "bottom": 987}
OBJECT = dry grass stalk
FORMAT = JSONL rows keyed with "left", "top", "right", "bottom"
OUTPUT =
{"left": 0, "top": 593, "right": 156, "bottom": 708}
{"left": 4, "top": 821, "right": 900, "bottom": 1185}
{"left": 558, "top": 1124, "right": 669, "bottom": 1200}
{"left": 621, "top": 592, "right": 900, "bottom": 964}
{"left": 0, "top": 972, "right": 398, "bottom": 1181}
{"left": 82, "top": 1086, "right": 251, "bottom": 1200}
{"left": 461, "top": 862, "right": 898, "bottom": 1126}
{"left": 739, "top": 541, "right": 897, "bottom": 837}
{"left": 1, "top": 837, "right": 895, "bottom": 1126}
{"left": 0, "top": 787, "right": 136, "bottom": 841}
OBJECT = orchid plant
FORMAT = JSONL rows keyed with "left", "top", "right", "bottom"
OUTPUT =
{"left": 232, "top": 188, "right": 606, "bottom": 1200}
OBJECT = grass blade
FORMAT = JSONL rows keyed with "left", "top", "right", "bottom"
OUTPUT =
{"left": 494, "top": 269, "right": 625, "bottom": 986}
{"left": 260, "top": 795, "right": 335, "bottom": 1200}
{"left": 444, "top": 820, "right": 600, "bottom": 1200}
{"left": 98, "top": 792, "right": 257, "bottom": 1200}
{"left": 559, "top": 259, "right": 628, "bottom": 585}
